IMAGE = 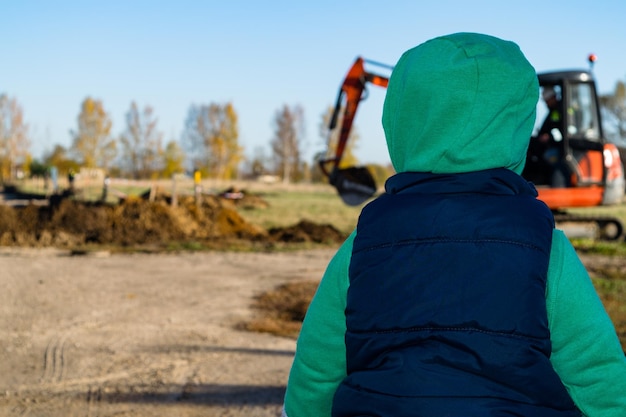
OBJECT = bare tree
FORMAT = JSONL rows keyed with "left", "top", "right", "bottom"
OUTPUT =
{"left": 246, "top": 145, "right": 270, "bottom": 178}
{"left": 0, "top": 94, "right": 31, "bottom": 181}
{"left": 183, "top": 102, "right": 242, "bottom": 179}
{"left": 271, "top": 104, "right": 305, "bottom": 183}
{"left": 70, "top": 97, "right": 116, "bottom": 169}
{"left": 120, "top": 101, "right": 163, "bottom": 179}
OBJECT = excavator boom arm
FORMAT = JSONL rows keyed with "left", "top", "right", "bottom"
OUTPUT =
{"left": 320, "top": 57, "right": 390, "bottom": 177}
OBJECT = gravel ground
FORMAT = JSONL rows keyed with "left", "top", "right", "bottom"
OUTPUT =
{"left": 1, "top": 246, "right": 624, "bottom": 417}
{"left": 0, "top": 247, "right": 336, "bottom": 417}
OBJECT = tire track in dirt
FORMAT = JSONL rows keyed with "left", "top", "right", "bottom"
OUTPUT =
{"left": 41, "top": 333, "right": 69, "bottom": 383}
{"left": 0, "top": 249, "right": 337, "bottom": 416}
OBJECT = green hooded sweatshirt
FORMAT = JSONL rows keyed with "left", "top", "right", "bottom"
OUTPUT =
{"left": 383, "top": 33, "right": 537, "bottom": 174}
{"left": 283, "top": 33, "right": 626, "bottom": 417}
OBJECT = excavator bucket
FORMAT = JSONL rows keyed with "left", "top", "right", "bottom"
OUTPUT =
{"left": 330, "top": 166, "right": 377, "bottom": 206}
{"left": 319, "top": 57, "right": 391, "bottom": 206}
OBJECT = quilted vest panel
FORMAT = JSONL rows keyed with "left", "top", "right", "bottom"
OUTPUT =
{"left": 332, "top": 169, "right": 580, "bottom": 417}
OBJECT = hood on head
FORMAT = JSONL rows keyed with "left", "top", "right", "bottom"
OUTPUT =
{"left": 382, "top": 32, "right": 538, "bottom": 174}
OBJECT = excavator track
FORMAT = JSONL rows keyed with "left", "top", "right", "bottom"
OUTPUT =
{"left": 553, "top": 212, "right": 624, "bottom": 241}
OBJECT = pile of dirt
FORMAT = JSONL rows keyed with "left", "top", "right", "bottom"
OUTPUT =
{"left": 268, "top": 219, "right": 345, "bottom": 244}
{"left": 242, "top": 280, "right": 320, "bottom": 338}
{"left": 0, "top": 194, "right": 346, "bottom": 249}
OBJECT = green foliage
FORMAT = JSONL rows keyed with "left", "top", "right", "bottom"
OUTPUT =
{"left": 28, "top": 159, "right": 49, "bottom": 177}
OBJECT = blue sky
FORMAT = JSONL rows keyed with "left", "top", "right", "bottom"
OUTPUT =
{"left": 3, "top": 0, "right": 626, "bottom": 167}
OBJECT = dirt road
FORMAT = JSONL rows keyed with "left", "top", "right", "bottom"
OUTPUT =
{"left": 0, "top": 248, "right": 336, "bottom": 417}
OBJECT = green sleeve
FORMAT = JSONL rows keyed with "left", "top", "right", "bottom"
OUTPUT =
{"left": 282, "top": 232, "right": 354, "bottom": 417}
{"left": 547, "top": 230, "right": 626, "bottom": 416}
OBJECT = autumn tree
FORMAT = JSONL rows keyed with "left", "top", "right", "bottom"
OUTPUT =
{"left": 0, "top": 94, "right": 31, "bottom": 181}
{"left": 70, "top": 97, "right": 116, "bottom": 169}
{"left": 162, "top": 139, "right": 186, "bottom": 178}
{"left": 119, "top": 102, "right": 163, "bottom": 179}
{"left": 599, "top": 80, "right": 626, "bottom": 143}
{"left": 270, "top": 104, "right": 305, "bottom": 183}
{"left": 183, "top": 102, "right": 242, "bottom": 179}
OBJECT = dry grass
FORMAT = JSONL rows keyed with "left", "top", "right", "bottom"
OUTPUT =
{"left": 242, "top": 280, "right": 320, "bottom": 338}
{"left": 246, "top": 263, "right": 626, "bottom": 352}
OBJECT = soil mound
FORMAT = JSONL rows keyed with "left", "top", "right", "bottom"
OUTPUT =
{"left": 0, "top": 194, "right": 268, "bottom": 248}
{"left": 268, "top": 219, "right": 346, "bottom": 244}
{"left": 0, "top": 192, "right": 346, "bottom": 249}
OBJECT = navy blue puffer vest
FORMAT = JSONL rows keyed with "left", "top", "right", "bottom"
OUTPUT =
{"left": 332, "top": 169, "right": 581, "bottom": 417}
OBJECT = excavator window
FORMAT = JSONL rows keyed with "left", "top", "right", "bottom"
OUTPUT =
{"left": 533, "top": 85, "right": 563, "bottom": 140}
{"left": 525, "top": 81, "right": 604, "bottom": 187}
{"left": 525, "top": 85, "right": 568, "bottom": 187}
{"left": 565, "top": 82, "right": 604, "bottom": 185}
{"left": 566, "top": 83, "right": 601, "bottom": 141}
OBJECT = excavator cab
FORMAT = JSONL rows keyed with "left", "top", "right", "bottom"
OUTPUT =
{"left": 521, "top": 71, "right": 625, "bottom": 239}
{"left": 523, "top": 70, "right": 625, "bottom": 212}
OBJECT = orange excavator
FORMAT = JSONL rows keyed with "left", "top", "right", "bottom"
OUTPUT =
{"left": 318, "top": 58, "right": 391, "bottom": 206}
{"left": 320, "top": 56, "right": 626, "bottom": 239}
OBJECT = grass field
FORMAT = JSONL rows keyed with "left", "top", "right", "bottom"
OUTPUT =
{"left": 238, "top": 189, "right": 363, "bottom": 235}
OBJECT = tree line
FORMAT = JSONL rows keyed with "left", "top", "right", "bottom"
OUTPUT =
{"left": 0, "top": 93, "right": 382, "bottom": 185}
{"left": 8, "top": 77, "right": 623, "bottom": 187}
